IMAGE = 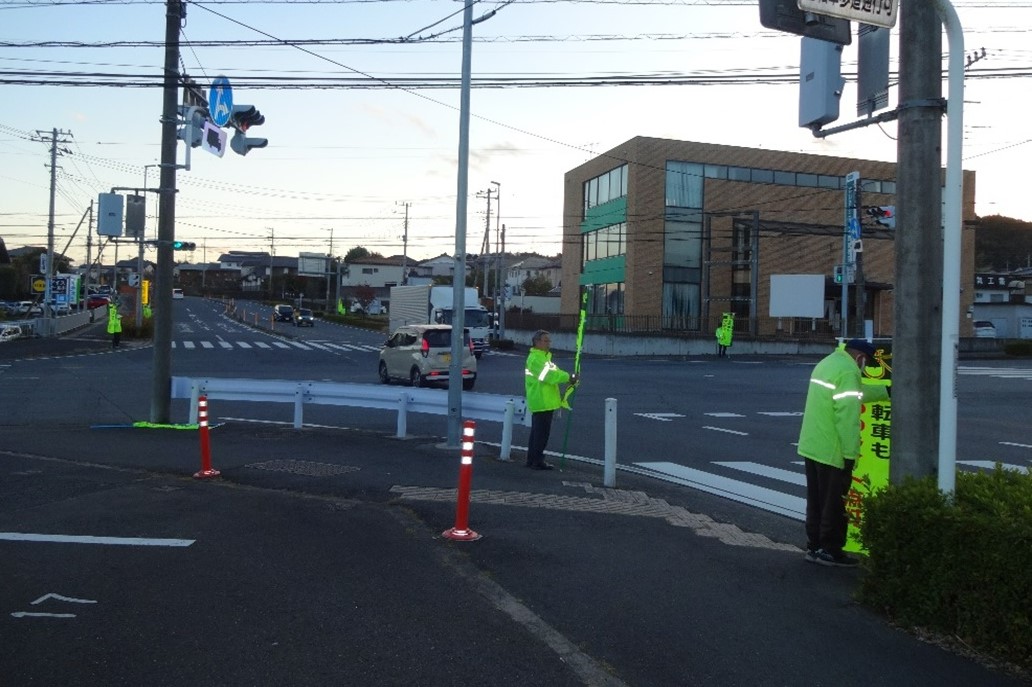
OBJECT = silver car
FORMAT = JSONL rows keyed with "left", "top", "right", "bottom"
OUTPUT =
{"left": 378, "top": 324, "right": 477, "bottom": 390}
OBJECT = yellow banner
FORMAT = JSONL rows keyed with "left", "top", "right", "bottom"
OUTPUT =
{"left": 845, "top": 397, "right": 892, "bottom": 553}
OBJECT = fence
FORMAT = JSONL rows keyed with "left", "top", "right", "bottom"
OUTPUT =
{"left": 170, "top": 376, "right": 530, "bottom": 459}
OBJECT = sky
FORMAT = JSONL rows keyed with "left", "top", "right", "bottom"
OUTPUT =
{"left": 2, "top": 0, "right": 1031, "bottom": 269}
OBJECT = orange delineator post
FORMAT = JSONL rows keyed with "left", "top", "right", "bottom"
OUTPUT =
{"left": 193, "top": 394, "right": 221, "bottom": 480}
{"left": 442, "top": 420, "right": 481, "bottom": 541}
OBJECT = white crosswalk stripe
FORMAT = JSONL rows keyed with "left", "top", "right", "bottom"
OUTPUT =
{"left": 171, "top": 339, "right": 383, "bottom": 352}
{"left": 958, "top": 365, "right": 1032, "bottom": 380}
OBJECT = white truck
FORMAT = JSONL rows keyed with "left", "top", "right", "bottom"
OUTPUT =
{"left": 389, "top": 285, "right": 491, "bottom": 358}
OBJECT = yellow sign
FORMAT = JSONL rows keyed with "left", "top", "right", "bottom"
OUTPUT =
{"left": 845, "top": 396, "right": 892, "bottom": 554}
{"left": 141, "top": 279, "right": 151, "bottom": 305}
{"left": 31, "top": 278, "right": 46, "bottom": 293}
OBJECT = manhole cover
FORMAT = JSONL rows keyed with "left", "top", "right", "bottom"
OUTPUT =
{"left": 245, "top": 459, "right": 358, "bottom": 477}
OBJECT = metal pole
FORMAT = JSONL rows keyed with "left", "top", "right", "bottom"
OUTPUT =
{"left": 604, "top": 397, "right": 617, "bottom": 488}
{"left": 446, "top": 0, "right": 474, "bottom": 448}
{"left": 498, "top": 223, "right": 506, "bottom": 338}
{"left": 935, "top": 0, "right": 964, "bottom": 495}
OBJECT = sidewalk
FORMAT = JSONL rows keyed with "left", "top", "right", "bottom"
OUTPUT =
{"left": 1, "top": 420, "right": 1025, "bottom": 686}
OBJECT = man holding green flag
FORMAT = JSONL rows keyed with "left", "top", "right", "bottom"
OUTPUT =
{"left": 524, "top": 330, "right": 579, "bottom": 471}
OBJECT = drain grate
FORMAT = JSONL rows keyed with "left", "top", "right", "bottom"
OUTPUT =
{"left": 246, "top": 459, "right": 358, "bottom": 477}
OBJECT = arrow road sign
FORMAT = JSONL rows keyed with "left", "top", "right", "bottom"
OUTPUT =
{"left": 208, "top": 76, "right": 234, "bottom": 127}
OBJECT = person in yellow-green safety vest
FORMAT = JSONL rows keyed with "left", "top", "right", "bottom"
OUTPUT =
{"left": 798, "top": 338, "right": 888, "bottom": 567}
{"left": 524, "top": 330, "right": 579, "bottom": 471}
{"left": 106, "top": 302, "right": 122, "bottom": 349}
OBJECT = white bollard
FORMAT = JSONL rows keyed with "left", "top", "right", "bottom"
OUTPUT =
{"left": 604, "top": 397, "right": 617, "bottom": 487}
{"left": 499, "top": 399, "right": 514, "bottom": 461}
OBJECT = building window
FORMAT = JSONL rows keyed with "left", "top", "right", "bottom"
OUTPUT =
{"left": 581, "top": 222, "right": 626, "bottom": 266}
{"left": 583, "top": 164, "right": 629, "bottom": 213}
{"left": 587, "top": 283, "right": 624, "bottom": 315}
{"left": 728, "top": 166, "right": 751, "bottom": 182}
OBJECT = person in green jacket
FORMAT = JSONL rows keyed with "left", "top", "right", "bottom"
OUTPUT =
{"left": 524, "top": 330, "right": 579, "bottom": 471}
{"left": 106, "top": 302, "right": 122, "bottom": 349}
{"left": 798, "top": 338, "right": 877, "bottom": 567}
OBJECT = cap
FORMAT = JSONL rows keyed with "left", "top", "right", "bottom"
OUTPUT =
{"left": 845, "top": 338, "right": 877, "bottom": 358}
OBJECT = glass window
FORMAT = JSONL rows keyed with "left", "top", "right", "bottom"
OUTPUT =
{"left": 662, "top": 282, "right": 700, "bottom": 331}
{"left": 751, "top": 168, "right": 774, "bottom": 184}
{"left": 664, "top": 219, "right": 702, "bottom": 270}
{"left": 588, "top": 178, "right": 598, "bottom": 208}
{"left": 704, "top": 164, "right": 727, "bottom": 180}
{"left": 860, "top": 179, "right": 881, "bottom": 193}
{"left": 881, "top": 180, "right": 896, "bottom": 194}
{"left": 598, "top": 173, "right": 611, "bottom": 205}
{"left": 797, "top": 173, "right": 818, "bottom": 187}
{"left": 728, "top": 166, "right": 750, "bottom": 182}
{"left": 665, "top": 161, "right": 704, "bottom": 209}
{"left": 774, "top": 170, "right": 795, "bottom": 185}
{"left": 619, "top": 165, "right": 628, "bottom": 196}
{"left": 818, "top": 175, "right": 840, "bottom": 189}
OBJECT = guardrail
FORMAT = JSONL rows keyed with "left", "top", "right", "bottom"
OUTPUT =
{"left": 170, "top": 376, "right": 530, "bottom": 460}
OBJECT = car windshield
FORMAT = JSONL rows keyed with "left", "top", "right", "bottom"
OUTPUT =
{"left": 438, "top": 309, "right": 489, "bottom": 328}
{"left": 298, "top": 309, "right": 312, "bottom": 316}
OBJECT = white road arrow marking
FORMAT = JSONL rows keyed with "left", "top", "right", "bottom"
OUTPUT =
{"left": 633, "top": 413, "right": 686, "bottom": 422}
{"left": 31, "top": 593, "right": 97, "bottom": 606}
{"left": 11, "top": 612, "right": 76, "bottom": 619}
{"left": 702, "top": 426, "right": 749, "bottom": 436}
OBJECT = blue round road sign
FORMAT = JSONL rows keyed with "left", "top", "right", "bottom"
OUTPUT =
{"left": 209, "top": 76, "right": 234, "bottom": 127}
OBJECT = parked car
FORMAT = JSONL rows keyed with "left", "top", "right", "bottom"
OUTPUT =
{"left": 172, "top": 288, "right": 184, "bottom": 300}
{"left": 973, "top": 320, "right": 997, "bottom": 338}
{"left": 378, "top": 324, "right": 476, "bottom": 390}
{"left": 293, "top": 307, "right": 315, "bottom": 327}
{"left": 86, "top": 295, "right": 111, "bottom": 309}
{"left": 273, "top": 304, "right": 294, "bottom": 322}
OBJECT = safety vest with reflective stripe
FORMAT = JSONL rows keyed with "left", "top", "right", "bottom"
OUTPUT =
{"left": 524, "top": 347, "right": 571, "bottom": 413}
{"left": 797, "top": 348, "right": 864, "bottom": 469}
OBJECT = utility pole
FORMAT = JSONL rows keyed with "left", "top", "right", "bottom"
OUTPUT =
{"left": 399, "top": 202, "right": 410, "bottom": 285}
{"left": 498, "top": 223, "right": 506, "bottom": 338}
{"left": 892, "top": 0, "right": 943, "bottom": 483}
{"left": 268, "top": 227, "right": 275, "bottom": 299}
{"left": 35, "top": 128, "right": 72, "bottom": 334}
{"left": 150, "top": 0, "right": 183, "bottom": 423}
{"left": 481, "top": 187, "right": 493, "bottom": 298}
{"left": 325, "top": 227, "right": 333, "bottom": 310}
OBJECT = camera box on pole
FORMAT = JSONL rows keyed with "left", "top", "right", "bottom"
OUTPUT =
{"left": 97, "top": 193, "right": 124, "bottom": 237}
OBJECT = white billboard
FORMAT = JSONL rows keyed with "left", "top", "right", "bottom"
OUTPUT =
{"left": 298, "top": 252, "right": 329, "bottom": 277}
{"left": 769, "top": 274, "right": 826, "bottom": 318}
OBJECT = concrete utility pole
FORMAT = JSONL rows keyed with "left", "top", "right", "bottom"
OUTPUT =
{"left": 37, "top": 128, "right": 72, "bottom": 334}
{"left": 892, "top": 0, "right": 943, "bottom": 483}
{"left": 399, "top": 202, "right": 410, "bottom": 285}
{"left": 150, "top": 0, "right": 184, "bottom": 423}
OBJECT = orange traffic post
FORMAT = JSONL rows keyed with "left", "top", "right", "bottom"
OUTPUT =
{"left": 193, "top": 394, "right": 221, "bottom": 479}
{"left": 442, "top": 420, "right": 481, "bottom": 541}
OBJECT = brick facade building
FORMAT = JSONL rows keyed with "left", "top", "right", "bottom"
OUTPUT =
{"left": 561, "top": 136, "right": 977, "bottom": 338}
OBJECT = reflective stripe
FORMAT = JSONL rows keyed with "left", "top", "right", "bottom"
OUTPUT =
{"left": 538, "top": 362, "right": 557, "bottom": 382}
{"left": 833, "top": 390, "right": 863, "bottom": 401}
{"left": 810, "top": 378, "right": 836, "bottom": 390}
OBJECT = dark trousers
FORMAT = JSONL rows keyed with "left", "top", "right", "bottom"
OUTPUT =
{"left": 526, "top": 410, "right": 555, "bottom": 466}
{"left": 804, "top": 458, "right": 853, "bottom": 555}
{"left": 111, "top": 331, "right": 121, "bottom": 348}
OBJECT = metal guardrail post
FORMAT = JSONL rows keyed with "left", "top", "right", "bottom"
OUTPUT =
{"left": 189, "top": 383, "right": 201, "bottom": 424}
{"left": 604, "top": 397, "right": 617, "bottom": 488}
{"left": 499, "top": 399, "right": 514, "bottom": 461}
{"left": 293, "top": 385, "right": 304, "bottom": 429}
{"left": 396, "top": 392, "right": 409, "bottom": 438}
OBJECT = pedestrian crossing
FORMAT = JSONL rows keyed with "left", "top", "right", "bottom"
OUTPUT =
{"left": 958, "top": 365, "right": 1032, "bottom": 380}
{"left": 635, "top": 457, "right": 1031, "bottom": 521}
{"left": 172, "top": 340, "right": 382, "bottom": 353}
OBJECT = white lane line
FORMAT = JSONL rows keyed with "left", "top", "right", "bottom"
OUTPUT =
{"left": 713, "top": 461, "right": 807, "bottom": 486}
{"left": 200, "top": 341, "right": 214, "bottom": 349}
{"left": 219, "top": 340, "right": 233, "bottom": 349}
{"left": 237, "top": 342, "right": 253, "bottom": 349}
{"left": 0, "top": 533, "right": 195, "bottom": 547}
{"left": 636, "top": 461, "right": 805, "bottom": 520}
{"left": 757, "top": 411, "right": 803, "bottom": 417}
{"left": 1000, "top": 441, "right": 1032, "bottom": 449}
{"left": 634, "top": 413, "right": 685, "bottom": 422}
{"left": 702, "top": 426, "right": 748, "bottom": 436}
{"left": 272, "top": 342, "right": 290, "bottom": 349}
{"left": 254, "top": 342, "right": 272, "bottom": 349}
{"left": 957, "top": 460, "right": 1030, "bottom": 474}
{"left": 182, "top": 341, "right": 196, "bottom": 350}
{"left": 705, "top": 412, "right": 745, "bottom": 418}
{"left": 306, "top": 342, "right": 331, "bottom": 351}
{"left": 11, "top": 612, "right": 77, "bottom": 619}
{"left": 288, "top": 341, "right": 312, "bottom": 350}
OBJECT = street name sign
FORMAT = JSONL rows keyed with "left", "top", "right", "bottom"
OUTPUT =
{"left": 797, "top": 0, "right": 898, "bottom": 30}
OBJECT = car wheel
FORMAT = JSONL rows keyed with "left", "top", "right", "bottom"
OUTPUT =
{"left": 410, "top": 367, "right": 425, "bottom": 388}
{"left": 462, "top": 377, "right": 476, "bottom": 391}
{"left": 378, "top": 361, "right": 390, "bottom": 384}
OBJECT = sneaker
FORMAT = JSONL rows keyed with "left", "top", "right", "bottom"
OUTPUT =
{"left": 813, "top": 548, "right": 859, "bottom": 568}
{"left": 804, "top": 548, "right": 819, "bottom": 563}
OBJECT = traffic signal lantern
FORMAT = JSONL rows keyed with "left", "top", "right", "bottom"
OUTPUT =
{"left": 229, "top": 104, "right": 268, "bottom": 156}
{"left": 866, "top": 205, "right": 896, "bottom": 228}
{"left": 173, "top": 241, "right": 196, "bottom": 251}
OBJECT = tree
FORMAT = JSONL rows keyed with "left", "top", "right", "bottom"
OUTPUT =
{"left": 344, "top": 246, "right": 384, "bottom": 263}
{"left": 522, "top": 275, "right": 553, "bottom": 296}
{"left": 353, "top": 284, "right": 376, "bottom": 313}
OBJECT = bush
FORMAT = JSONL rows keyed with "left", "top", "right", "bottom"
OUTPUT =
{"left": 120, "top": 315, "right": 154, "bottom": 340}
{"left": 1004, "top": 340, "right": 1032, "bottom": 357}
{"left": 859, "top": 468, "right": 1032, "bottom": 670}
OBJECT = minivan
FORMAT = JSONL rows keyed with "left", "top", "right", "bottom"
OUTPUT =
{"left": 378, "top": 324, "right": 477, "bottom": 390}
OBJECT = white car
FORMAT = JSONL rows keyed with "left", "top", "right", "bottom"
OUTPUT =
{"left": 172, "top": 288, "right": 184, "bottom": 300}
{"left": 973, "top": 320, "right": 996, "bottom": 338}
{"left": 378, "top": 324, "right": 477, "bottom": 390}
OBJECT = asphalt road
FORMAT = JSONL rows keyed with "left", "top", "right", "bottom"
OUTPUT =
{"left": 1, "top": 297, "right": 1029, "bottom": 685}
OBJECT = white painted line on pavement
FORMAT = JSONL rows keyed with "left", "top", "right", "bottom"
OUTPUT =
{"left": 757, "top": 411, "right": 803, "bottom": 417}
{"left": 957, "top": 460, "right": 1030, "bottom": 474}
{"left": 713, "top": 461, "right": 807, "bottom": 486}
{"left": 636, "top": 461, "right": 805, "bottom": 520}
{"left": 237, "top": 342, "right": 253, "bottom": 349}
{"left": 705, "top": 412, "right": 745, "bottom": 418}
{"left": 702, "top": 426, "right": 748, "bottom": 436}
{"left": 0, "top": 533, "right": 195, "bottom": 547}
{"left": 1000, "top": 441, "right": 1032, "bottom": 449}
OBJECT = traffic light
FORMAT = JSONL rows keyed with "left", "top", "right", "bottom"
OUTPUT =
{"left": 866, "top": 205, "right": 896, "bottom": 228}
{"left": 229, "top": 104, "right": 268, "bottom": 156}
{"left": 172, "top": 241, "right": 196, "bottom": 251}
{"left": 833, "top": 265, "right": 843, "bottom": 284}
{"left": 177, "top": 105, "right": 208, "bottom": 148}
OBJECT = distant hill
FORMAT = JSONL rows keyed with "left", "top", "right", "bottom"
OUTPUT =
{"left": 975, "top": 215, "right": 1032, "bottom": 271}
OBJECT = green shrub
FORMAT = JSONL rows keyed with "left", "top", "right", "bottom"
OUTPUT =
{"left": 1004, "top": 340, "right": 1032, "bottom": 357}
{"left": 859, "top": 468, "right": 1032, "bottom": 670}
{"left": 121, "top": 315, "right": 154, "bottom": 340}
